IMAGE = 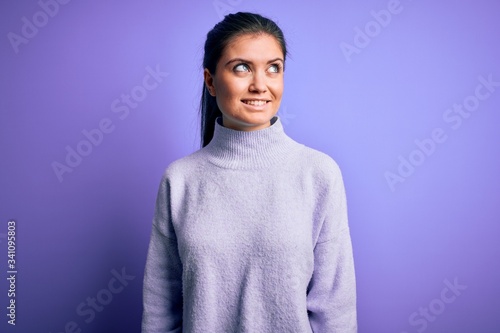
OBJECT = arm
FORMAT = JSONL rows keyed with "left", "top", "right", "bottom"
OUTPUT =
{"left": 142, "top": 175, "right": 183, "bottom": 333}
{"left": 307, "top": 166, "right": 357, "bottom": 333}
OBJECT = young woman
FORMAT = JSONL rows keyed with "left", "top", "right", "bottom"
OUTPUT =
{"left": 142, "top": 12, "right": 357, "bottom": 333}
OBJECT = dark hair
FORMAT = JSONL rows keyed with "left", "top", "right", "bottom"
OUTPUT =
{"left": 200, "top": 12, "right": 288, "bottom": 147}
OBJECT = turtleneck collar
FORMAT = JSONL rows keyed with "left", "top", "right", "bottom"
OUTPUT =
{"left": 204, "top": 116, "right": 301, "bottom": 169}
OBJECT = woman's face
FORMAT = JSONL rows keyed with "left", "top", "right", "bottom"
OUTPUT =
{"left": 204, "top": 33, "right": 284, "bottom": 131}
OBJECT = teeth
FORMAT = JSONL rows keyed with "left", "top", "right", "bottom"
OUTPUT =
{"left": 243, "top": 100, "right": 267, "bottom": 106}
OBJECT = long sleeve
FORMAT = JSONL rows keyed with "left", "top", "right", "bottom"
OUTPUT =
{"left": 142, "top": 175, "right": 183, "bottom": 333}
{"left": 306, "top": 166, "right": 357, "bottom": 333}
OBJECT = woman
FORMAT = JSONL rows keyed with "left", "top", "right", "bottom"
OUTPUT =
{"left": 142, "top": 12, "right": 357, "bottom": 333}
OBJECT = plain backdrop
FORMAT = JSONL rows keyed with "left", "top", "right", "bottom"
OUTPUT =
{"left": 1, "top": 1, "right": 499, "bottom": 332}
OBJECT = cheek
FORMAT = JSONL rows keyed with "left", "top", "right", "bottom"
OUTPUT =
{"left": 270, "top": 79, "right": 284, "bottom": 98}
{"left": 214, "top": 79, "right": 242, "bottom": 113}
{"left": 219, "top": 80, "right": 247, "bottom": 103}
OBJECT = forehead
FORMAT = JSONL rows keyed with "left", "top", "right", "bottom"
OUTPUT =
{"left": 222, "top": 34, "right": 284, "bottom": 61}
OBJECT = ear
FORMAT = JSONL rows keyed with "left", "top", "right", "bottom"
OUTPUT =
{"left": 204, "top": 68, "right": 216, "bottom": 97}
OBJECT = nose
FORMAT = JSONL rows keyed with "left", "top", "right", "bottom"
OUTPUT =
{"left": 249, "top": 71, "right": 267, "bottom": 93}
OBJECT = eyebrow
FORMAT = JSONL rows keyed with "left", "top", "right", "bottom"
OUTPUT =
{"left": 225, "top": 57, "right": 284, "bottom": 67}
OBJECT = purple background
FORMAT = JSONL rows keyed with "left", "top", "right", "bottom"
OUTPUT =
{"left": 1, "top": 0, "right": 499, "bottom": 332}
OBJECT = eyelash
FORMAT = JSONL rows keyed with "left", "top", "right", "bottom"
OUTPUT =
{"left": 233, "top": 63, "right": 283, "bottom": 73}
{"left": 269, "top": 63, "right": 282, "bottom": 73}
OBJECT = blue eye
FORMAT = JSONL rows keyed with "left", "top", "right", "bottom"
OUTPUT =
{"left": 268, "top": 64, "right": 281, "bottom": 73}
{"left": 234, "top": 64, "right": 250, "bottom": 72}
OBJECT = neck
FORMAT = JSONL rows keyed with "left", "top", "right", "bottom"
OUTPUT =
{"left": 221, "top": 116, "right": 272, "bottom": 132}
{"left": 204, "top": 116, "right": 300, "bottom": 169}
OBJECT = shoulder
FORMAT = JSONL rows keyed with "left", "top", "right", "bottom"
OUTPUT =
{"left": 160, "top": 148, "right": 208, "bottom": 183}
{"left": 295, "top": 144, "right": 343, "bottom": 182}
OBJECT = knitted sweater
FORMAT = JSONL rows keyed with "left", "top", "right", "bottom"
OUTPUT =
{"left": 142, "top": 116, "right": 357, "bottom": 333}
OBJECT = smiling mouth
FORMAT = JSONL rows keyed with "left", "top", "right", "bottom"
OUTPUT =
{"left": 241, "top": 100, "right": 270, "bottom": 106}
